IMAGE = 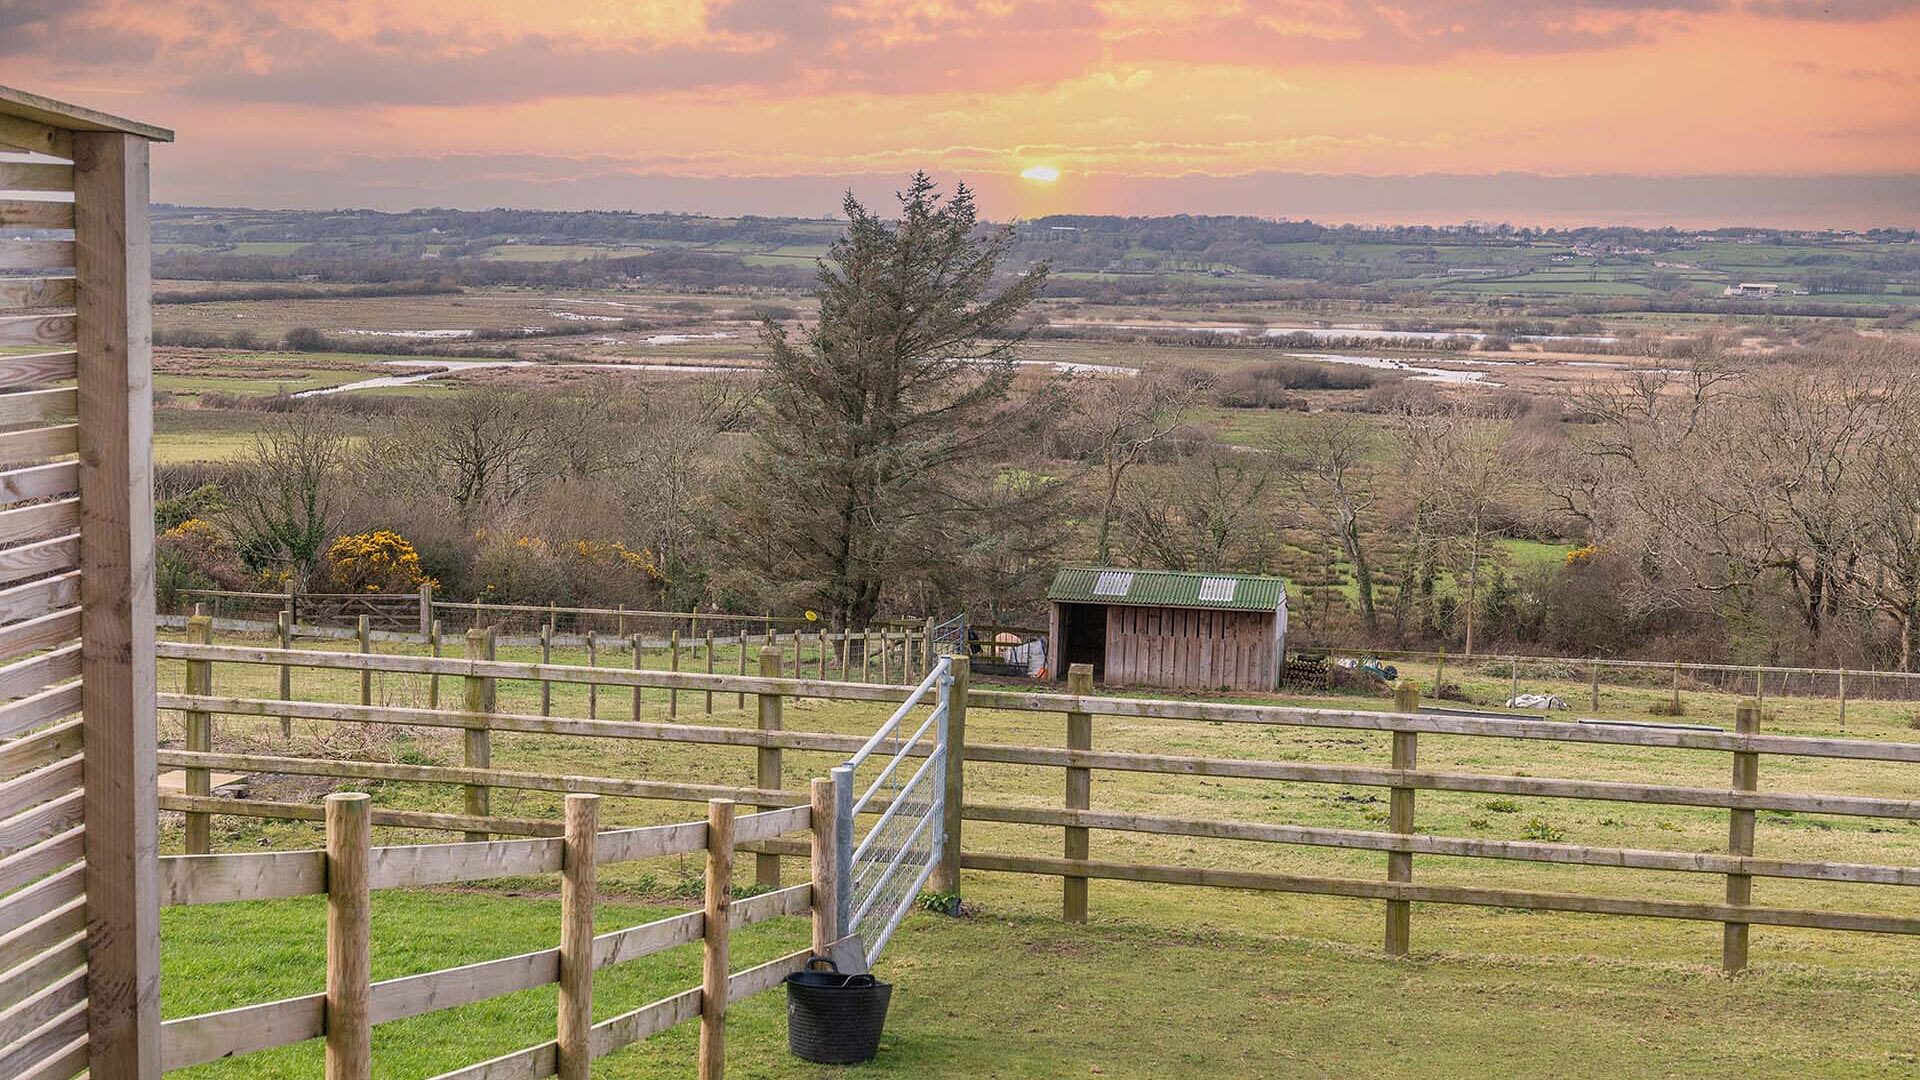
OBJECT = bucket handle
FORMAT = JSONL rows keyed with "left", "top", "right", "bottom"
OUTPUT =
{"left": 801, "top": 955, "right": 877, "bottom": 988}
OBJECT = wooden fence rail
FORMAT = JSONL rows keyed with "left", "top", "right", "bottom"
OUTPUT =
{"left": 155, "top": 639, "right": 1920, "bottom": 973}
{"left": 156, "top": 794, "right": 821, "bottom": 1080}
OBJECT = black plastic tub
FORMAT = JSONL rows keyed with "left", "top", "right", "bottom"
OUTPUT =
{"left": 785, "top": 958, "right": 892, "bottom": 1064}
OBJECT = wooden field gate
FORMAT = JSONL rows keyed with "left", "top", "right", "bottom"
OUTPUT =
{"left": 0, "top": 87, "right": 173, "bottom": 1080}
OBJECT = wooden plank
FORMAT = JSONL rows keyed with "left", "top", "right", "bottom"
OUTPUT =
{"left": 13, "top": 1034, "right": 85, "bottom": 1080}
{"left": 958, "top": 741, "right": 1920, "bottom": 821}
{"left": 0, "top": 617, "right": 80, "bottom": 676}
{"left": 965, "top": 803, "right": 1920, "bottom": 886}
{"left": 731, "top": 804, "right": 810, "bottom": 844}
{"left": 161, "top": 995, "right": 323, "bottom": 1072}
{"left": 0, "top": 164, "right": 73, "bottom": 193}
{"left": 961, "top": 852, "right": 1920, "bottom": 935}
{"left": 0, "top": 863, "right": 83, "bottom": 941}
{"left": 597, "top": 820, "right": 708, "bottom": 863}
{"left": 0, "top": 388, "right": 76, "bottom": 427}
{"left": 0, "top": 354, "right": 76, "bottom": 393}
{"left": 368, "top": 948, "right": 557, "bottom": 1026}
{"left": 0, "top": 115, "right": 71, "bottom": 159}
{"left": 0, "top": 317, "right": 74, "bottom": 349}
{"left": 0, "top": 932, "right": 84, "bottom": 1015}
{"left": 429, "top": 1041, "right": 557, "bottom": 1080}
{"left": 0, "top": 500, "right": 77, "bottom": 548}
{"left": 157, "top": 750, "right": 800, "bottom": 810}
{"left": 0, "top": 87, "right": 172, "bottom": 142}
{"left": 0, "top": 1001, "right": 86, "bottom": 1080}
{"left": 159, "top": 793, "right": 563, "bottom": 838}
{"left": 0, "top": 644, "right": 81, "bottom": 703}
{"left": 0, "top": 825, "right": 81, "bottom": 897}
{"left": 368, "top": 836, "right": 561, "bottom": 890}
{"left": 0, "top": 425, "right": 77, "bottom": 467}
{"left": 0, "top": 243, "right": 73, "bottom": 273}
{"left": 0, "top": 535, "right": 79, "bottom": 589}
{"left": 0, "top": 895, "right": 85, "bottom": 978}
{"left": 724, "top": 947, "right": 811, "bottom": 1003}
{"left": 0, "top": 967, "right": 86, "bottom": 1068}
{"left": 0, "top": 718, "right": 83, "bottom": 780}
{"left": 0, "top": 202, "right": 75, "bottom": 231}
{"left": 0, "top": 279, "right": 76, "bottom": 312}
{"left": 588, "top": 987, "right": 700, "bottom": 1060}
{"left": 0, "top": 788, "right": 83, "bottom": 861}
{"left": 158, "top": 850, "right": 327, "bottom": 906}
{"left": 730, "top": 883, "right": 811, "bottom": 929}
{"left": 0, "top": 756, "right": 81, "bottom": 824}
{"left": 591, "top": 911, "right": 701, "bottom": 969}
{"left": 0, "top": 676, "right": 80, "bottom": 734}
{"left": 0, "top": 463, "right": 78, "bottom": 508}
{"left": 0, "top": 574, "right": 80, "bottom": 629}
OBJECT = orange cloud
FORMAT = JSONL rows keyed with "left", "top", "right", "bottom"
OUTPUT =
{"left": 2, "top": 0, "right": 1915, "bottom": 220}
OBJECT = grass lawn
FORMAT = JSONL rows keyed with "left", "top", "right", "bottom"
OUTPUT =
{"left": 154, "top": 629, "right": 1920, "bottom": 1078}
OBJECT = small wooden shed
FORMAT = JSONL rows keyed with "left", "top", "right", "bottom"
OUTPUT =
{"left": 1046, "top": 567, "right": 1288, "bottom": 691}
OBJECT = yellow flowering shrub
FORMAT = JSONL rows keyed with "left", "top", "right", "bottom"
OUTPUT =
{"left": 1564, "top": 544, "right": 1599, "bottom": 567}
{"left": 324, "top": 530, "right": 436, "bottom": 594}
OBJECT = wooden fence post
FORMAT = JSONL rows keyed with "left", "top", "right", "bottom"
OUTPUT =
{"left": 811, "top": 777, "right": 839, "bottom": 952}
{"left": 1671, "top": 661, "right": 1682, "bottom": 713}
{"left": 427, "top": 618, "right": 442, "bottom": 712}
{"left": 1434, "top": 648, "right": 1446, "bottom": 698}
{"left": 325, "top": 792, "right": 371, "bottom": 1080}
{"left": 756, "top": 646, "right": 784, "bottom": 887}
{"left": 462, "top": 628, "right": 495, "bottom": 842}
{"left": 557, "top": 794, "right": 598, "bottom": 1080}
{"left": 616, "top": 604, "right": 627, "bottom": 640}
{"left": 278, "top": 608, "right": 294, "bottom": 737}
{"left": 641, "top": 626, "right": 656, "bottom": 718}
{"left": 1589, "top": 661, "right": 1600, "bottom": 711}
{"left": 357, "top": 615, "right": 372, "bottom": 706}
{"left": 862, "top": 630, "right": 874, "bottom": 683}
{"left": 418, "top": 582, "right": 433, "bottom": 638}
{"left": 700, "top": 799, "right": 735, "bottom": 1080}
{"left": 1838, "top": 669, "right": 1847, "bottom": 728}
{"left": 705, "top": 630, "right": 716, "bottom": 714}
{"left": 285, "top": 575, "right": 297, "bottom": 627}
{"left": 922, "top": 617, "right": 935, "bottom": 679}
{"left": 1386, "top": 679, "right": 1421, "bottom": 957}
{"left": 818, "top": 628, "right": 828, "bottom": 681}
{"left": 934, "top": 654, "right": 969, "bottom": 897}
{"left": 184, "top": 611, "right": 214, "bottom": 855}
{"left": 586, "top": 630, "right": 598, "bottom": 719}
{"left": 671, "top": 630, "right": 681, "bottom": 718}
{"left": 736, "top": 630, "right": 747, "bottom": 710}
{"left": 1724, "top": 699, "right": 1761, "bottom": 974}
{"left": 540, "top": 621, "right": 553, "bottom": 717}
{"left": 1508, "top": 657, "right": 1519, "bottom": 705}
{"left": 1064, "top": 663, "right": 1094, "bottom": 923}
{"left": 790, "top": 630, "right": 801, "bottom": 681}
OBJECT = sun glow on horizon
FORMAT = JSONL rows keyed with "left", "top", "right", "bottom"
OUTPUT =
{"left": 1019, "top": 165, "right": 1061, "bottom": 183}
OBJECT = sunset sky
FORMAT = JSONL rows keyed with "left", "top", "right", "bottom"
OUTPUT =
{"left": 5, "top": 0, "right": 1918, "bottom": 226}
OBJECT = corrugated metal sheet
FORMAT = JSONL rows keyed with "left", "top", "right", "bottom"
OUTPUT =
{"left": 1047, "top": 567, "right": 1287, "bottom": 612}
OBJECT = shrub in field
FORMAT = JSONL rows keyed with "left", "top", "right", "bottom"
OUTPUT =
{"left": 156, "top": 518, "right": 251, "bottom": 607}
{"left": 1521, "top": 817, "right": 1566, "bottom": 843}
{"left": 323, "top": 530, "right": 434, "bottom": 593}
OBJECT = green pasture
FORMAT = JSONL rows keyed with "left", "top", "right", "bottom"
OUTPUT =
{"left": 153, "top": 626, "right": 1920, "bottom": 1078}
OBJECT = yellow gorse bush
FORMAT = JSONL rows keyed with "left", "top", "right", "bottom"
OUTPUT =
{"left": 326, "top": 529, "right": 437, "bottom": 593}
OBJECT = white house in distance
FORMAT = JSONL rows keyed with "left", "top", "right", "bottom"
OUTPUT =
{"left": 1724, "top": 282, "right": 1782, "bottom": 297}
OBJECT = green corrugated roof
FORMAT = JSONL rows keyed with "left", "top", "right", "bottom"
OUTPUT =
{"left": 1047, "top": 567, "right": 1287, "bottom": 612}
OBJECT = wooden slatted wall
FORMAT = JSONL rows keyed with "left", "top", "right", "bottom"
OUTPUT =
{"left": 1103, "top": 606, "right": 1275, "bottom": 691}
{"left": 0, "top": 146, "right": 90, "bottom": 1080}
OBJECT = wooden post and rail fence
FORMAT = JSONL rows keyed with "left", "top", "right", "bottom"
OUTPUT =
{"left": 151, "top": 632, "right": 1920, "bottom": 976}
{"left": 156, "top": 790, "right": 823, "bottom": 1079}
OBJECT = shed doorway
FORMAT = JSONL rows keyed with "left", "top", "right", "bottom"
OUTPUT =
{"left": 1061, "top": 602, "right": 1107, "bottom": 680}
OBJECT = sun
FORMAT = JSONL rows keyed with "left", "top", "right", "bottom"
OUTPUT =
{"left": 1019, "top": 165, "right": 1061, "bottom": 183}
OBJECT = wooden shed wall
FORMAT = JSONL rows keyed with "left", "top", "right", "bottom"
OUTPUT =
{"left": 1103, "top": 606, "right": 1275, "bottom": 691}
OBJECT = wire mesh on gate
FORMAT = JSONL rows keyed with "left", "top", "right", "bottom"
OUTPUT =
{"left": 833, "top": 655, "right": 951, "bottom": 969}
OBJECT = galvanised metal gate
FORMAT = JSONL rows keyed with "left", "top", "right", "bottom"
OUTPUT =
{"left": 830, "top": 654, "right": 953, "bottom": 969}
